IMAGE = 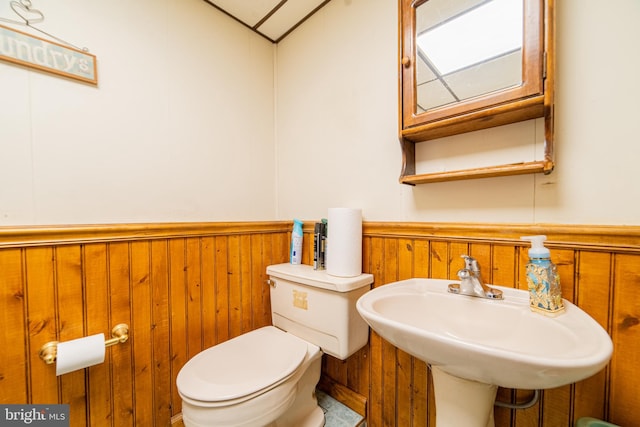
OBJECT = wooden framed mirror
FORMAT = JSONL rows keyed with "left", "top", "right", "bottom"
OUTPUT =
{"left": 399, "top": 0, "right": 555, "bottom": 184}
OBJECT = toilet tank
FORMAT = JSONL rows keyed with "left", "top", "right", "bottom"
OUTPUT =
{"left": 267, "top": 263, "right": 373, "bottom": 360}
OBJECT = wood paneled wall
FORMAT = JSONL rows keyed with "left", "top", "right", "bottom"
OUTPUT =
{"left": 0, "top": 222, "right": 290, "bottom": 426}
{"left": 323, "top": 223, "right": 640, "bottom": 427}
{"left": 1, "top": 222, "right": 638, "bottom": 427}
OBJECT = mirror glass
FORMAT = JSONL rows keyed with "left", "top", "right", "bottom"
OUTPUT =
{"left": 415, "top": 0, "right": 524, "bottom": 113}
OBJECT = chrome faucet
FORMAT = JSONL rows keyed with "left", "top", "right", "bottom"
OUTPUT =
{"left": 448, "top": 255, "right": 503, "bottom": 300}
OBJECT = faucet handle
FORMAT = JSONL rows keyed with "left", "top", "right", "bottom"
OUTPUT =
{"left": 460, "top": 254, "right": 481, "bottom": 272}
{"left": 460, "top": 254, "right": 474, "bottom": 269}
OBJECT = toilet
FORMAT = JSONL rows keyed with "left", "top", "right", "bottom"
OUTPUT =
{"left": 176, "top": 263, "right": 374, "bottom": 427}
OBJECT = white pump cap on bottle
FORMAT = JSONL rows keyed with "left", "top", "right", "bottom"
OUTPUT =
{"left": 521, "top": 235, "right": 551, "bottom": 258}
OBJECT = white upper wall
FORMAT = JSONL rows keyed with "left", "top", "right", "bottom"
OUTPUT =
{"left": 2, "top": 0, "right": 639, "bottom": 226}
{"left": 275, "top": 0, "right": 400, "bottom": 221}
{"left": 275, "top": 0, "right": 640, "bottom": 225}
{"left": 0, "top": 0, "right": 276, "bottom": 225}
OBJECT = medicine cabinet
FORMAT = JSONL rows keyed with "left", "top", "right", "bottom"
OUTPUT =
{"left": 398, "top": 0, "right": 555, "bottom": 184}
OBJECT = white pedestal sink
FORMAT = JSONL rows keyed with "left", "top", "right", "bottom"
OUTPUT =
{"left": 356, "top": 278, "right": 613, "bottom": 427}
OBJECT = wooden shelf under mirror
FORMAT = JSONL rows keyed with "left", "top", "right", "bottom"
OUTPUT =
{"left": 398, "top": 0, "right": 555, "bottom": 185}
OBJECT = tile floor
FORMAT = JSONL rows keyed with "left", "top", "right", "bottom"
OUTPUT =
{"left": 173, "top": 390, "right": 365, "bottom": 427}
{"left": 317, "top": 390, "right": 366, "bottom": 427}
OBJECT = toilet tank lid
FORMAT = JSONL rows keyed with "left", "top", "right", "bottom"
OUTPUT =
{"left": 267, "top": 263, "right": 373, "bottom": 292}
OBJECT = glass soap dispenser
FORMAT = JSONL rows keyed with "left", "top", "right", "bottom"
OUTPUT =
{"left": 521, "top": 235, "right": 565, "bottom": 316}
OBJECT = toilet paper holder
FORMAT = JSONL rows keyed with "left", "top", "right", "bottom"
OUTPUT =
{"left": 39, "top": 323, "right": 129, "bottom": 365}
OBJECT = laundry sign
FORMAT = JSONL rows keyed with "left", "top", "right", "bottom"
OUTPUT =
{"left": 0, "top": 23, "right": 97, "bottom": 85}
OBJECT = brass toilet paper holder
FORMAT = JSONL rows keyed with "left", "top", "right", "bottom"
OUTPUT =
{"left": 39, "top": 323, "right": 129, "bottom": 365}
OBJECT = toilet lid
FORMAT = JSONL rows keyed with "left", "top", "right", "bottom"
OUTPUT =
{"left": 177, "top": 326, "right": 308, "bottom": 402}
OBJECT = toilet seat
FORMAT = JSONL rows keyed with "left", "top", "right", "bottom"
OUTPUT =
{"left": 177, "top": 326, "right": 308, "bottom": 404}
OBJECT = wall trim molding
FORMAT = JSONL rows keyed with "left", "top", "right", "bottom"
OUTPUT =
{"left": 0, "top": 221, "right": 292, "bottom": 248}
{"left": 1, "top": 221, "right": 639, "bottom": 252}
{"left": 363, "top": 222, "right": 640, "bottom": 252}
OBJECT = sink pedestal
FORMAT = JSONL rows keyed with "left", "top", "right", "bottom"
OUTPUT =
{"left": 431, "top": 366, "right": 497, "bottom": 427}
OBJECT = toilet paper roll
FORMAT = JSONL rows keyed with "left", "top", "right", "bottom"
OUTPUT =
{"left": 326, "top": 208, "right": 362, "bottom": 277}
{"left": 56, "top": 333, "right": 105, "bottom": 376}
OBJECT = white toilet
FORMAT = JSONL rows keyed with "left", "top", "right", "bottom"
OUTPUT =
{"left": 176, "top": 263, "right": 374, "bottom": 427}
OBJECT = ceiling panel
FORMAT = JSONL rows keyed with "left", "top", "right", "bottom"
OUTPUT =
{"left": 256, "top": 0, "right": 327, "bottom": 41}
{"left": 203, "top": 0, "right": 330, "bottom": 43}
{"left": 205, "top": 0, "right": 281, "bottom": 27}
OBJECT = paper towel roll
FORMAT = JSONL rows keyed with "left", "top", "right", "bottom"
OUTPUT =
{"left": 326, "top": 208, "right": 363, "bottom": 277}
{"left": 56, "top": 333, "right": 105, "bottom": 376}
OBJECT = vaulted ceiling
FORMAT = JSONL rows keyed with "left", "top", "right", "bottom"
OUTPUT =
{"left": 202, "top": 0, "right": 331, "bottom": 43}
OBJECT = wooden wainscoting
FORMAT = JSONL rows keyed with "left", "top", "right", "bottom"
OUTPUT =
{"left": 320, "top": 222, "right": 640, "bottom": 427}
{"left": 1, "top": 221, "right": 639, "bottom": 427}
{"left": 0, "top": 222, "right": 290, "bottom": 427}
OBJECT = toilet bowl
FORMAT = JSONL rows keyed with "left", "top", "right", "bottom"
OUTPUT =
{"left": 176, "top": 263, "right": 374, "bottom": 427}
{"left": 177, "top": 326, "right": 324, "bottom": 427}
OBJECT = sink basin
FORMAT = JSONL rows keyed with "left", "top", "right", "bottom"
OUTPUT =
{"left": 357, "top": 278, "right": 612, "bottom": 389}
{"left": 356, "top": 278, "right": 613, "bottom": 427}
